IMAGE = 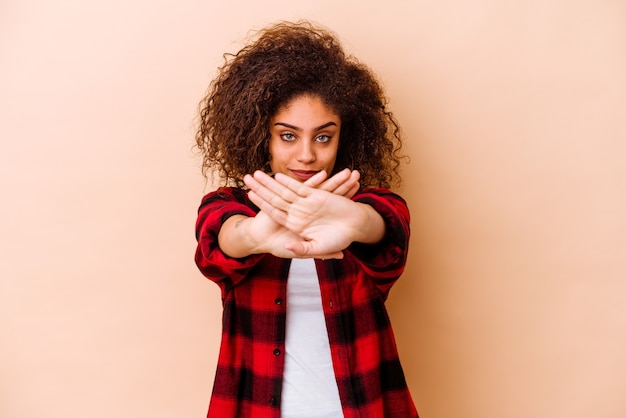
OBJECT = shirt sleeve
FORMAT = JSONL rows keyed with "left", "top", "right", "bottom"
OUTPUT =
{"left": 348, "top": 188, "right": 411, "bottom": 297}
{"left": 194, "top": 187, "right": 265, "bottom": 293}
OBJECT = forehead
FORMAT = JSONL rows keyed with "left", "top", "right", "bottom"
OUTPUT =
{"left": 272, "top": 94, "right": 340, "bottom": 122}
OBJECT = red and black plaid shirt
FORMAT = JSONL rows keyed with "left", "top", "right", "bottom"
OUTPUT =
{"left": 195, "top": 186, "right": 418, "bottom": 418}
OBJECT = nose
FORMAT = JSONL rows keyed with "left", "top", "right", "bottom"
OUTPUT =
{"left": 296, "top": 140, "right": 316, "bottom": 164}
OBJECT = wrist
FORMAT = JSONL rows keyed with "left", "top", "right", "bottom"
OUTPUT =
{"left": 237, "top": 216, "right": 264, "bottom": 255}
{"left": 353, "top": 203, "right": 385, "bottom": 244}
{"left": 218, "top": 215, "right": 258, "bottom": 258}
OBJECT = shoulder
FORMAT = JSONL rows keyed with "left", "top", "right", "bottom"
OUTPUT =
{"left": 355, "top": 187, "right": 406, "bottom": 202}
{"left": 196, "top": 187, "right": 258, "bottom": 225}
{"left": 354, "top": 187, "right": 410, "bottom": 229}
{"left": 199, "top": 187, "right": 251, "bottom": 208}
{"left": 354, "top": 188, "right": 409, "bottom": 214}
{"left": 195, "top": 187, "right": 258, "bottom": 240}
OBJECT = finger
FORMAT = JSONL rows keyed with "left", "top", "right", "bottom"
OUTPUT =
{"left": 243, "top": 173, "right": 260, "bottom": 190}
{"left": 246, "top": 172, "right": 295, "bottom": 211}
{"left": 284, "top": 241, "right": 344, "bottom": 259}
{"left": 313, "top": 251, "right": 344, "bottom": 260}
{"left": 247, "top": 190, "right": 288, "bottom": 225}
{"left": 303, "top": 170, "right": 329, "bottom": 188}
{"left": 343, "top": 181, "right": 360, "bottom": 199}
{"left": 273, "top": 172, "right": 313, "bottom": 197}
{"left": 253, "top": 171, "right": 302, "bottom": 203}
{"left": 317, "top": 168, "right": 350, "bottom": 192}
{"left": 244, "top": 174, "right": 285, "bottom": 210}
{"left": 320, "top": 169, "right": 361, "bottom": 197}
{"left": 332, "top": 170, "right": 361, "bottom": 197}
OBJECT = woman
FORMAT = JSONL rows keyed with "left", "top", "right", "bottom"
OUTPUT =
{"left": 194, "top": 21, "right": 418, "bottom": 418}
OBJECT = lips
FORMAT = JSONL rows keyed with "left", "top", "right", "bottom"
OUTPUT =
{"left": 290, "top": 170, "right": 320, "bottom": 181}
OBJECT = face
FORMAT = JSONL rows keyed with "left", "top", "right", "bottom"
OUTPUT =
{"left": 268, "top": 94, "right": 341, "bottom": 182}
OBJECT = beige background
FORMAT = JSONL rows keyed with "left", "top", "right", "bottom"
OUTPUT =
{"left": 2, "top": 0, "right": 625, "bottom": 417}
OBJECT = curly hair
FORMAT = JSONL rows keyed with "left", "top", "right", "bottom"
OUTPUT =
{"left": 195, "top": 21, "right": 406, "bottom": 189}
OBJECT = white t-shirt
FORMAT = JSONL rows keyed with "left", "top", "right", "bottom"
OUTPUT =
{"left": 280, "top": 258, "right": 344, "bottom": 418}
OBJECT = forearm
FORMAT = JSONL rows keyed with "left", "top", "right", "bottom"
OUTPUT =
{"left": 217, "top": 214, "right": 258, "bottom": 258}
{"left": 351, "top": 202, "right": 386, "bottom": 245}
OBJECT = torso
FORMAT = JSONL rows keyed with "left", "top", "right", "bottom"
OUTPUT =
{"left": 281, "top": 258, "right": 343, "bottom": 418}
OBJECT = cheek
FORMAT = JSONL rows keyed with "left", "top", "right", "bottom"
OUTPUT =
{"left": 268, "top": 138, "right": 280, "bottom": 161}
{"left": 267, "top": 140, "right": 286, "bottom": 171}
{"left": 324, "top": 148, "right": 339, "bottom": 171}
{"left": 325, "top": 149, "right": 337, "bottom": 162}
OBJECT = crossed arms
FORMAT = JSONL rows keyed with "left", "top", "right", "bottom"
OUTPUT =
{"left": 217, "top": 169, "right": 386, "bottom": 259}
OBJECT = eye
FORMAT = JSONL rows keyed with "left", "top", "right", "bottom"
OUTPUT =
{"left": 315, "top": 134, "right": 331, "bottom": 143}
{"left": 280, "top": 133, "right": 296, "bottom": 142}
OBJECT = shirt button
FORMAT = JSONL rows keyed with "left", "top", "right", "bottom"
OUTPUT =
{"left": 274, "top": 297, "right": 282, "bottom": 304}
{"left": 273, "top": 348, "right": 281, "bottom": 356}
{"left": 269, "top": 397, "right": 277, "bottom": 406}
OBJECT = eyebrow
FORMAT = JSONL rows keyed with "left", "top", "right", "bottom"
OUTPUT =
{"left": 274, "top": 121, "right": 337, "bottom": 131}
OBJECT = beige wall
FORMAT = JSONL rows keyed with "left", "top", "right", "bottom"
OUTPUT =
{"left": 1, "top": 1, "right": 625, "bottom": 417}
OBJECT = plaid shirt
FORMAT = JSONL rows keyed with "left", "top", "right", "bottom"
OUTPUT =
{"left": 195, "top": 186, "right": 418, "bottom": 418}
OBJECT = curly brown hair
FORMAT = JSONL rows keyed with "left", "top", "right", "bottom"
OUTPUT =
{"left": 195, "top": 21, "right": 405, "bottom": 189}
